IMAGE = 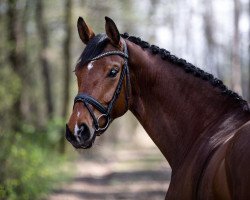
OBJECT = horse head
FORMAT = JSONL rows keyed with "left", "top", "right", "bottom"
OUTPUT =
{"left": 66, "top": 17, "right": 130, "bottom": 149}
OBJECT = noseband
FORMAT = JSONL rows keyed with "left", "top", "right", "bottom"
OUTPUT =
{"left": 74, "top": 40, "right": 130, "bottom": 133}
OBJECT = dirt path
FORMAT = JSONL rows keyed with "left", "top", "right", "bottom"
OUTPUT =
{"left": 47, "top": 147, "right": 171, "bottom": 200}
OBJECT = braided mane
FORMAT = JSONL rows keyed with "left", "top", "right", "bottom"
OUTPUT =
{"left": 121, "top": 33, "right": 249, "bottom": 112}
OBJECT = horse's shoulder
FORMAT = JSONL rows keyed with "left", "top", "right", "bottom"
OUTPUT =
{"left": 198, "top": 121, "right": 250, "bottom": 199}
{"left": 221, "top": 120, "right": 250, "bottom": 199}
{"left": 229, "top": 120, "right": 250, "bottom": 148}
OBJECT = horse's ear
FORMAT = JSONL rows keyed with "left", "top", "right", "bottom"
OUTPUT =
{"left": 77, "top": 17, "right": 95, "bottom": 44}
{"left": 105, "top": 16, "right": 121, "bottom": 47}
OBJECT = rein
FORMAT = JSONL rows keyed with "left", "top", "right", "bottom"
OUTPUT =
{"left": 74, "top": 40, "right": 130, "bottom": 133}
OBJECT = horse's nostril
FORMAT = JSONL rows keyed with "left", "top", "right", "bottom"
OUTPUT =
{"left": 77, "top": 123, "right": 91, "bottom": 142}
{"left": 66, "top": 124, "right": 75, "bottom": 142}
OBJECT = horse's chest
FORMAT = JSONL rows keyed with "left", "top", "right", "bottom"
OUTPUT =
{"left": 165, "top": 148, "right": 226, "bottom": 199}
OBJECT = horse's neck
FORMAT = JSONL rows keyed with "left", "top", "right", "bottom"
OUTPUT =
{"left": 127, "top": 41, "right": 248, "bottom": 169}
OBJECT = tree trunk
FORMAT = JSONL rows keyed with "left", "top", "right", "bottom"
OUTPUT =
{"left": 248, "top": 0, "right": 250, "bottom": 101}
{"left": 203, "top": 0, "right": 219, "bottom": 77}
{"left": 36, "top": 0, "right": 54, "bottom": 119}
{"left": 60, "top": 0, "right": 73, "bottom": 153}
{"left": 7, "top": 0, "right": 25, "bottom": 131}
{"left": 232, "top": 0, "right": 242, "bottom": 94}
{"left": 62, "top": 0, "right": 72, "bottom": 119}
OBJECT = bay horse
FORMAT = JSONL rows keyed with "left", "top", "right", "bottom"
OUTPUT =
{"left": 66, "top": 16, "right": 250, "bottom": 199}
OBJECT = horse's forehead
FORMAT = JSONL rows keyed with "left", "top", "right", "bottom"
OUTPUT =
{"left": 76, "top": 60, "right": 105, "bottom": 80}
{"left": 78, "top": 33, "right": 109, "bottom": 65}
{"left": 79, "top": 51, "right": 123, "bottom": 71}
{"left": 87, "top": 61, "right": 95, "bottom": 71}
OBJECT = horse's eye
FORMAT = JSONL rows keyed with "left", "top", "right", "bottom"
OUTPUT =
{"left": 108, "top": 68, "right": 119, "bottom": 78}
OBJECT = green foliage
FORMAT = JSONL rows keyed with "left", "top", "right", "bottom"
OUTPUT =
{"left": 0, "top": 124, "right": 73, "bottom": 200}
{"left": 46, "top": 118, "right": 66, "bottom": 145}
{"left": 0, "top": 66, "right": 21, "bottom": 114}
{"left": 0, "top": 56, "right": 73, "bottom": 200}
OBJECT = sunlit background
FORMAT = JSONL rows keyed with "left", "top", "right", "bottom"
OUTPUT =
{"left": 0, "top": 0, "right": 249, "bottom": 199}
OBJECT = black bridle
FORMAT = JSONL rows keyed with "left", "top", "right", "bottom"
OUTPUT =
{"left": 73, "top": 39, "right": 130, "bottom": 133}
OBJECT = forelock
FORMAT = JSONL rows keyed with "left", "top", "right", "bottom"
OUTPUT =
{"left": 78, "top": 33, "right": 109, "bottom": 66}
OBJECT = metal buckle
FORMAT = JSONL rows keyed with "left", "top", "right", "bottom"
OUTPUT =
{"left": 96, "top": 114, "right": 110, "bottom": 133}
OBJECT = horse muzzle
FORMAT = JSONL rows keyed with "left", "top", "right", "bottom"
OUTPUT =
{"left": 65, "top": 124, "right": 95, "bottom": 149}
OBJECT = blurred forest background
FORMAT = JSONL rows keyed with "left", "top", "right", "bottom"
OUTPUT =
{"left": 0, "top": 0, "right": 250, "bottom": 199}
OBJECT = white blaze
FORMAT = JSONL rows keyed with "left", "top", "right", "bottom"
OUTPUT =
{"left": 74, "top": 123, "right": 81, "bottom": 142}
{"left": 87, "top": 61, "right": 94, "bottom": 71}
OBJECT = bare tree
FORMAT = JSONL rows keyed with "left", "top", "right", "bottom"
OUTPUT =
{"left": 62, "top": 0, "right": 72, "bottom": 119}
{"left": 232, "top": 0, "right": 242, "bottom": 94}
{"left": 248, "top": 0, "right": 250, "bottom": 100}
{"left": 7, "top": 0, "right": 27, "bottom": 130}
{"left": 60, "top": 0, "right": 73, "bottom": 153}
{"left": 36, "top": 0, "right": 54, "bottom": 119}
{"left": 203, "top": 0, "right": 219, "bottom": 77}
